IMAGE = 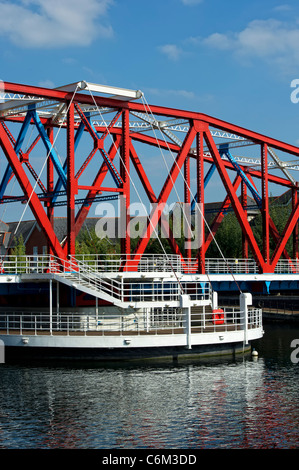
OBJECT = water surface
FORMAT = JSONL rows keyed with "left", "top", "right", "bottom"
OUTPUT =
{"left": 0, "top": 323, "right": 298, "bottom": 449}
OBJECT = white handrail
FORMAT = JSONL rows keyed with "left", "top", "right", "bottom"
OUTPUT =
{"left": 1, "top": 254, "right": 299, "bottom": 275}
{"left": 0, "top": 307, "right": 262, "bottom": 336}
{"left": 65, "top": 258, "right": 212, "bottom": 303}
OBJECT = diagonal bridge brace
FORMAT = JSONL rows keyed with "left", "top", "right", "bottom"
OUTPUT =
{"left": 129, "top": 123, "right": 198, "bottom": 267}
{"left": 74, "top": 104, "right": 123, "bottom": 188}
{"left": 205, "top": 132, "right": 299, "bottom": 272}
{"left": 0, "top": 112, "right": 33, "bottom": 199}
{"left": 60, "top": 135, "right": 122, "bottom": 256}
{"left": 0, "top": 121, "right": 47, "bottom": 196}
{"left": 203, "top": 127, "right": 266, "bottom": 271}
{"left": 270, "top": 200, "right": 299, "bottom": 269}
{"left": 244, "top": 171, "right": 295, "bottom": 267}
{"left": 30, "top": 109, "right": 67, "bottom": 189}
{"left": 219, "top": 144, "right": 294, "bottom": 264}
{"left": 219, "top": 144, "right": 262, "bottom": 206}
{"left": 130, "top": 142, "right": 188, "bottom": 269}
{"left": 0, "top": 123, "right": 68, "bottom": 262}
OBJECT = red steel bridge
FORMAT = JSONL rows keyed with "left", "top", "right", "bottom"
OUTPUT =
{"left": 0, "top": 80, "right": 298, "bottom": 277}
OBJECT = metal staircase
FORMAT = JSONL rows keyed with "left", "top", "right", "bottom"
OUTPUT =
{"left": 56, "top": 258, "right": 213, "bottom": 309}
{"left": 0, "top": 254, "right": 214, "bottom": 309}
{"left": 56, "top": 261, "right": 125, "bottom": 307}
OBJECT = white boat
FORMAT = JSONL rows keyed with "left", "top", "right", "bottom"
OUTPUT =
{"left": 0, "top": 253, "right": 263, "bottom": 363}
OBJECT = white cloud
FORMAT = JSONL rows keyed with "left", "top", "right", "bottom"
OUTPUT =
{"left": 203, "top": 32, "right": 233, "bottom": 50}
{"left": 146, "top": 87, "right": 196, "bottom": 100}
{"left": 0, "top": 0, "right": 114, "bottom": 48}
{"left": 273, "top": 4, "right": 292, "bottom": 12}
{"left": 181, "top": 0, "right": 203, "bottom": 5}
{"left": 202, "top": 19, "right": 299, "bottom": 71}
{"left": 144, "top": 87, "right": 215, "bottom": 108}
{"left": 159, "top": 44, "right": 183, "bottom": 61}
{"left": 38, "top": 79, "right": 55, "bottom": 88}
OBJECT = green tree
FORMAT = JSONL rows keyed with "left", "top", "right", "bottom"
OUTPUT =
{"left": 11, "top": 234, "right": 26, "bottom": 272}
{"left": 11, "top": 234, "right": 26, "bottom": 257}
{"left": 75, "top": 229, "right": 120, "bottom": 257}
{"left": 251, "top": 203, "right": 292, "bottom": 257}
{"left": 206, "top": 212, "right": 243, "bottom": 258}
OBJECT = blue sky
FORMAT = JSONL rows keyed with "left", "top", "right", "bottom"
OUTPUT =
{"left": 0, "top": 0, "right": 299, "bottom": 142}
{"left": 1, "top": 0, "right": 299, "bottom": 220}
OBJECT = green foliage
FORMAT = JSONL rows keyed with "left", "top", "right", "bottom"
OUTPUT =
{"left": 206, "top": 203, "right": 293, "bottom": 259}
{"left": 206, "top": 212, "right": 243, "bottom": 258}
{"left": 75, "top": 229, "right": 120, "bottom": 257}
{"left": 11, "top": 234, "right": 26, "bottom": 272}
{"left": 11, "top": 234, "right": 26, "bottom": 257}
{"left": 251, "top": 204, "right": 292, "bottom": 256}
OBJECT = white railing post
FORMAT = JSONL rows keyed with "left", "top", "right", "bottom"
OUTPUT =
{"left": 49, "top": 279, "right": 53, "bottom": 336}
{"left": 240, "top": 292, "right": 252, "bottom": 346}
{"left": 212, "top": 290, "right": 218, "bottom": 310}
{"left": 181, "top": 294, "right": 191, "bottom": 349}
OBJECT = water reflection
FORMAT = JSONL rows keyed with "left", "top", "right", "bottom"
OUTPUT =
{"left": 0, "top": 324, "right": 298, "bottom": 449}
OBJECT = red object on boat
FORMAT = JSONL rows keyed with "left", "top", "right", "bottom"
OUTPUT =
{"left": 212, "top": 309, "right": 224, "bottom": 325}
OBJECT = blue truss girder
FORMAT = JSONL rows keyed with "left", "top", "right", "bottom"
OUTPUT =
{"left": 30, "top": 109, "right": 67, "bottom": 189}
{"left": 53, "top": 193, "right": 119, "bottom": 207}
{"left": 219, "top": 143, "right": 262, "bottom": 207}
{"left": 51, "top": 121, "right": 86, "bottom": 204}
{"left": 191, "top": 164, "right": 216, "bottom": 212}
{"left": 0, "top": 191, "right": 119, "bottom": 207}
{"left": 0, "top": 112, "right": 33, "bottom": 199}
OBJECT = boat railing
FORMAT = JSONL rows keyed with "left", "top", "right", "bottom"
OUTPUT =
{"left": 0, "top": 307, "right": 262, "bottom": 337}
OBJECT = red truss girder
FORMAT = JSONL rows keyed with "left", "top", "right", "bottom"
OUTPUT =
{"left": 0, "top": 122, "right": 66, "bottom": 261}
{"left": 0, "top": 81, "right": 298, "bottom": 273}
{"left": 131, "top": 123, "right": 198, "bottom": 263}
